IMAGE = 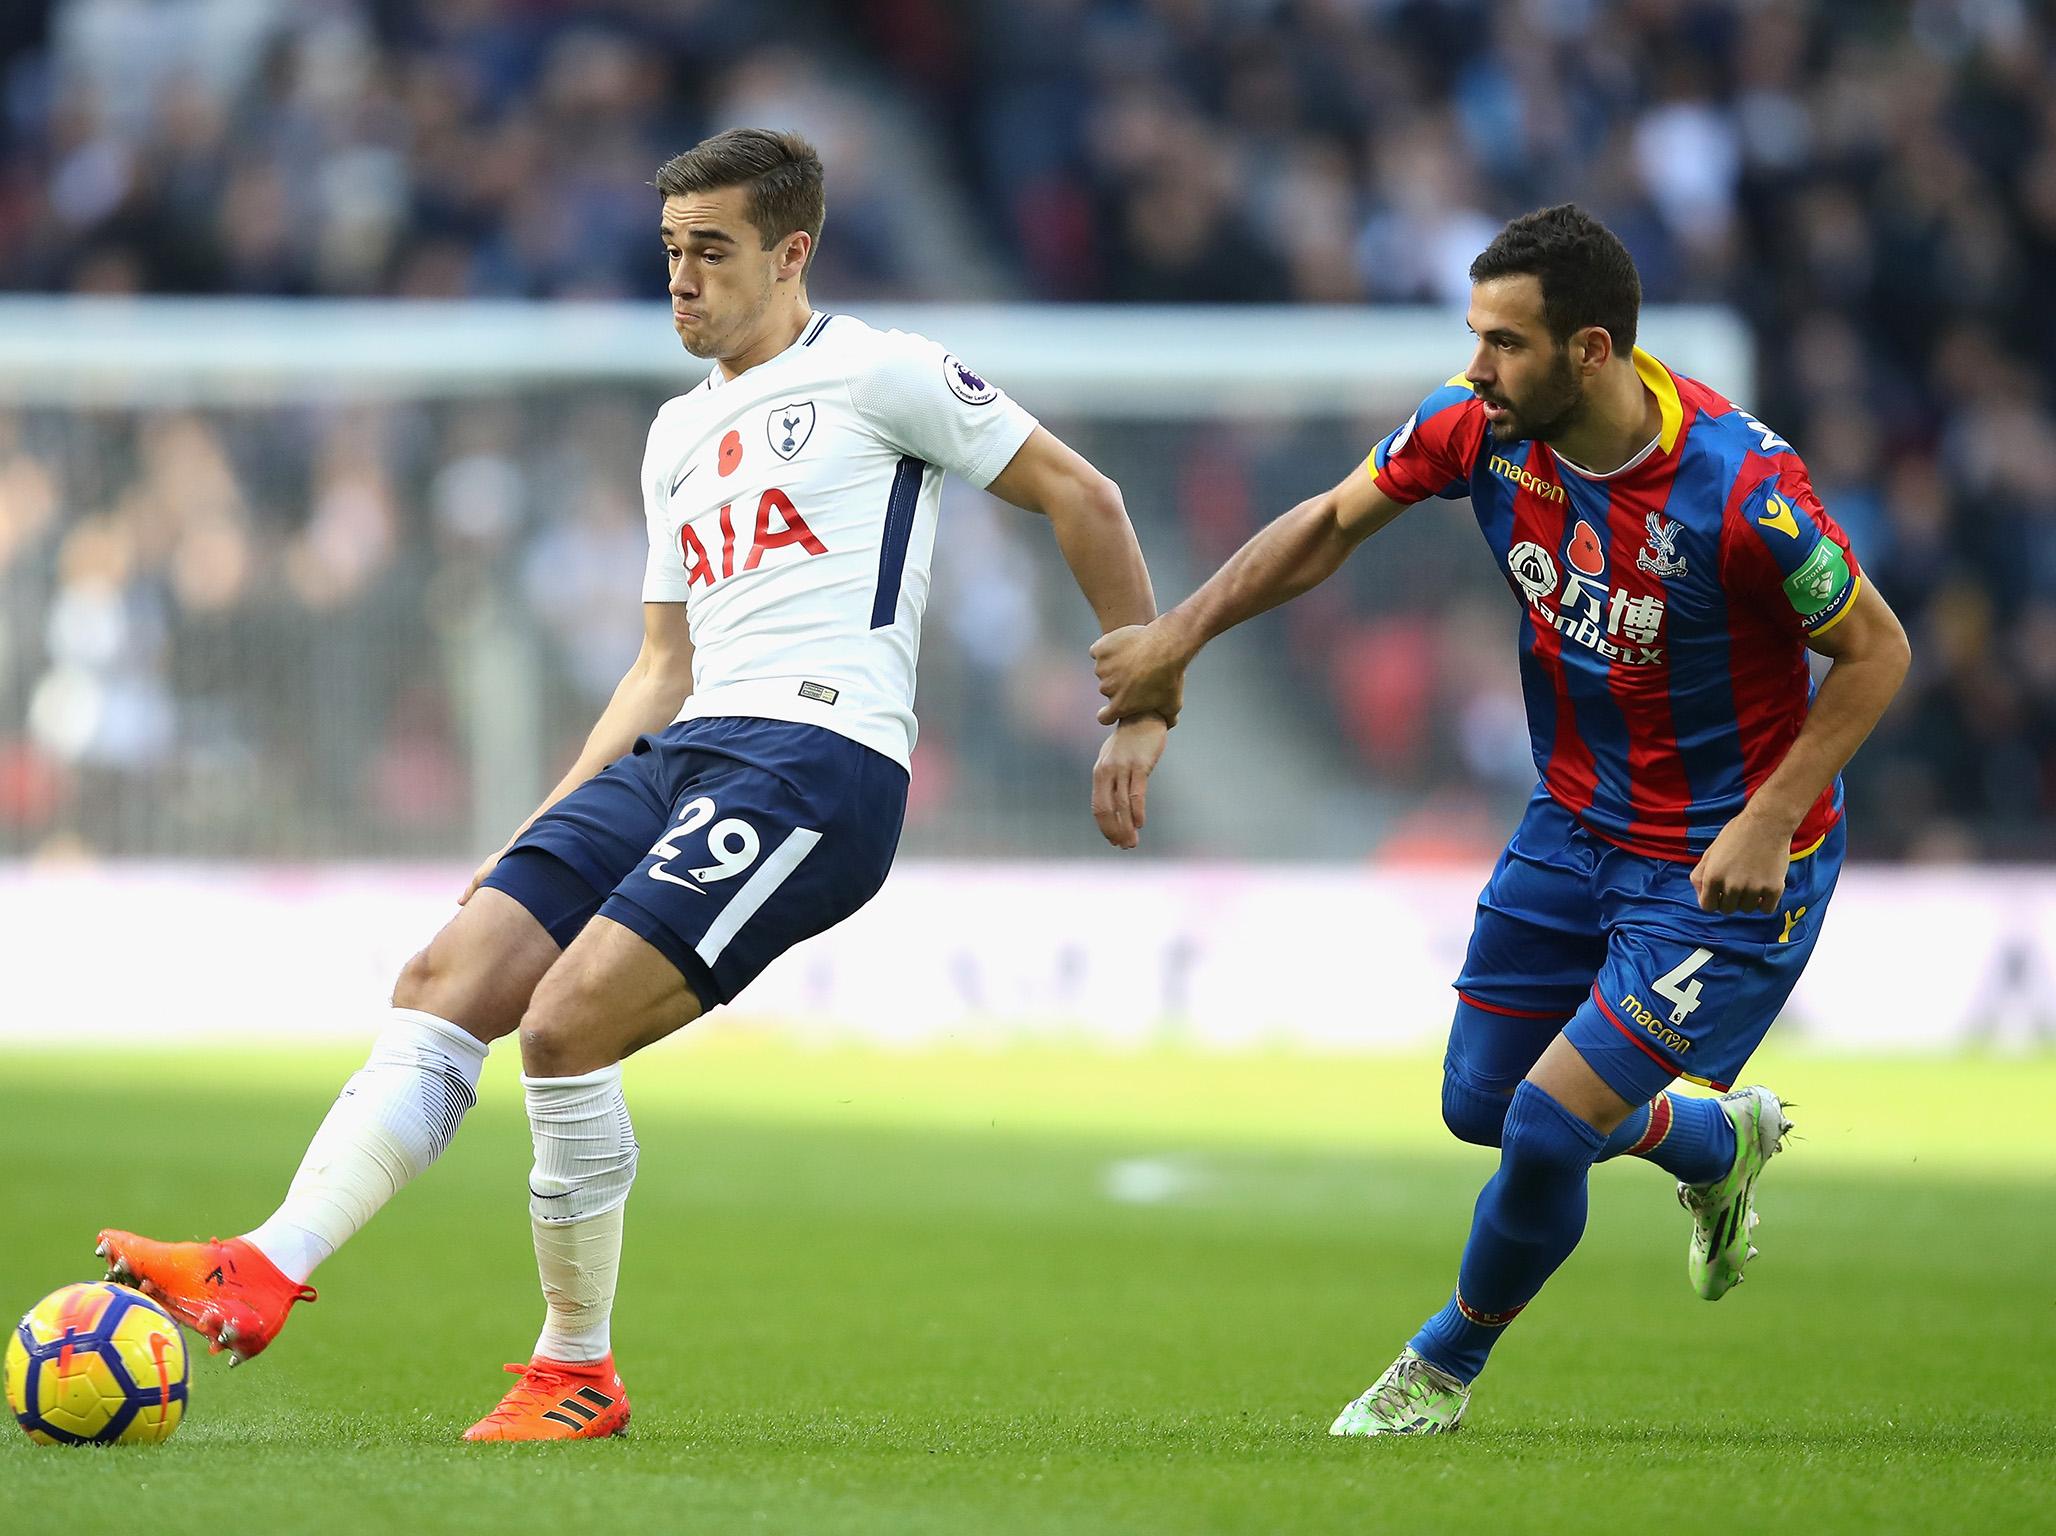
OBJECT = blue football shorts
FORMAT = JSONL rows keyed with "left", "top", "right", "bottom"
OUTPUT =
{"left": 480, "top": 716, "right": 907, "bottom": 1007}
{"left": 1447, "top": 786, "right": 1845, "bottom": 1105}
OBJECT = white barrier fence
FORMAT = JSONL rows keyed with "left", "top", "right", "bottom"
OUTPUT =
{"left": 1, "top": 863, "right": 2050, "bottom": 1052}
{"left": 0, "top": 299, "right": 1753, "bottom": 417}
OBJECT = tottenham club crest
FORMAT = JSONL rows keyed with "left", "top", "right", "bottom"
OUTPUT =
{"left": 768, "top": 401, "right": 816, "bottom": 460}
{"left": 1508, "top": 541, "right": 1559, "bottom": 600}
{"left": 1636, "top": 513, "right": 1687, "bottom": 579}
{"left": 943, "top": 354, "right": 998, "bottom": 406}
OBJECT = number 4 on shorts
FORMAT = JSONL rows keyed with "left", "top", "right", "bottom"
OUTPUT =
{"left": 1653, "top": 947, "right": 1713, "bottom": 1026}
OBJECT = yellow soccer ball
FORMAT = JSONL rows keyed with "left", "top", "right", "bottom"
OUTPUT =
{"left": 5, "top": 1282, "right": 189, "bottom": 1445}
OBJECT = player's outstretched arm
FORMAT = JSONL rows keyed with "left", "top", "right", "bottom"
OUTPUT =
{"left": 985, "top": 425, "right": 1166, "bottom": 848}
{"left": 1092, "top": 460, "right": 1409, "bottom": 726}
{"left": 986, "top": 425, "right": 1158, "bottom": 633}
{"left": 460, "top": 601, "right": 696, "bottom": 902}
{"left": 1690, "top": 580, "right": 1912, "bottom": 913}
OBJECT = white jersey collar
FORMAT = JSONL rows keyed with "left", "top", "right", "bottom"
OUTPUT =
{"left": 1554, "top": 432, "right": 1661, "bottom": 482}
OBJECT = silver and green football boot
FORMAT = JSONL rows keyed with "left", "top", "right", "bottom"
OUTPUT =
{"left": 1327, "top": 1348, "right": 1470, "bottom": 1437}
{"left": 1678, "top": 1084, "right": 1792, "bottom": 1300}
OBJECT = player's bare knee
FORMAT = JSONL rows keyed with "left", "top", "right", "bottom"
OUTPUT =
{"left": 515, "top": 1003, "right": 579, "bottom": 1078}
{"left": 517, "top": 967, "right": 613, "bottom": 1078}
{"left": 390, "top": 945, "right": 439, "bottom": 1011}
{"left": 391, "top": 941, "right": 521, "bottom": 1045}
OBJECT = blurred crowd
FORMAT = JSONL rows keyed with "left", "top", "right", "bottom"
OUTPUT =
{"left": 0, "top": 393, "right": 1113, "bottom": 858}
{"left": 3, "top": 0, "right": 2054, "bottom": 860}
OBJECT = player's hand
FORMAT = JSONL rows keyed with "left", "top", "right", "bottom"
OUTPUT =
{"left": 1092, "top": 713, "right": 1168, "bottom": 849}
{"left": 1092, "top": 615, "right": 1193, "bottom": 727}
{"left": 1690, "top": 810, "right": 1794, "bottom": 914}
{"left": 459, "top": 843, "right": 511, "bottom": 905}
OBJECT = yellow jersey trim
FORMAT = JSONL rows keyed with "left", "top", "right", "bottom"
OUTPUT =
{"left": 1790, "top": 830, "right": 1829, "bottom": 861}
{"left": 1806, "top": 573, "right": 1863, "bottom": 639}
{"left": 1633, "top": 347, "right": 1684, "bottom": 453}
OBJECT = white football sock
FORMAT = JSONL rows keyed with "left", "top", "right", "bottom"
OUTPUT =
{"left": 523, "top": 1065, "right": 638, "bottom": 1364}
{"left": 244, "top": 1008, "right": 488, "bottom": 1284}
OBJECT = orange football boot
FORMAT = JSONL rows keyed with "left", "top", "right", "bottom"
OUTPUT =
{"left": 95, "top": 1231, "right": 316, "bottom": 1365}
{"left": 463, "top": 1355, "right": 631, "bottom": 1442}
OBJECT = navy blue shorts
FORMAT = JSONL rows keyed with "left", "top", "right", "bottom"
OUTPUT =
{"left": 480, "top": 717, "right": 908, "bottom": 1006}
{"left": 1449, "top": 787, "right": 1845, "bottom": 1104}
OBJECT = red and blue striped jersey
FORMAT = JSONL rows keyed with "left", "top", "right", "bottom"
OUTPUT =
{"left": 1368, "top": 350, "right": 1861, "bottom": 862}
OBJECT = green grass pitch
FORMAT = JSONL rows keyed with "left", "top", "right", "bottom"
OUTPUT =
{"left": 2, "top": 1039, "right": 2051, "bottom": 1534}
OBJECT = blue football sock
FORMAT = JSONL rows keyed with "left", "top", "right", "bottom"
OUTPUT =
{"left": 1440, "top": 1069, "right": 1513, "bottom": 1148}
{"left": 1594, "top": 1091, "right": 1736, "bottom": 1185}
{"left": 1409, "top": 1080, "right": 1604, "bottom": 1383}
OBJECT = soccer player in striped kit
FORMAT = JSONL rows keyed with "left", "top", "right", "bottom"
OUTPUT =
{"left": 1092, "top": 205, "right": 1910, "bottom": 1434}
{"left": 97, "top": 129, "right": 1171, "bottom": 1439}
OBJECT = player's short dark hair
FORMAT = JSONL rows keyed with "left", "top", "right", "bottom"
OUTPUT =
{"left": 654, "top": 129, "right": 825, "bottom": 273}
{"left": 1470, "top": 204, "right": 1640, "bottom": 356}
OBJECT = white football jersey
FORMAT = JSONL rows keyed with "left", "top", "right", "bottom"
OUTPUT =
{"left": 639, "top": 312, "right": 1039, "bottom": 768}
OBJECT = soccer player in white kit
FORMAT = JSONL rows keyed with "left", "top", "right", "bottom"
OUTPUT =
{"left": 96, "top": 128, "right": 1171, "bottom": 1441}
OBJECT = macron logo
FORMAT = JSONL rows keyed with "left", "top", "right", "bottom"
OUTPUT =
{"left": 1490, "top": 454, "right": 1565, "bottom": 503}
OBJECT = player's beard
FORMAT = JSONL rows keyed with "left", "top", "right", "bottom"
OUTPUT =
{"left": 1490, "top": 347, "right": 1585, "bottom": 444}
